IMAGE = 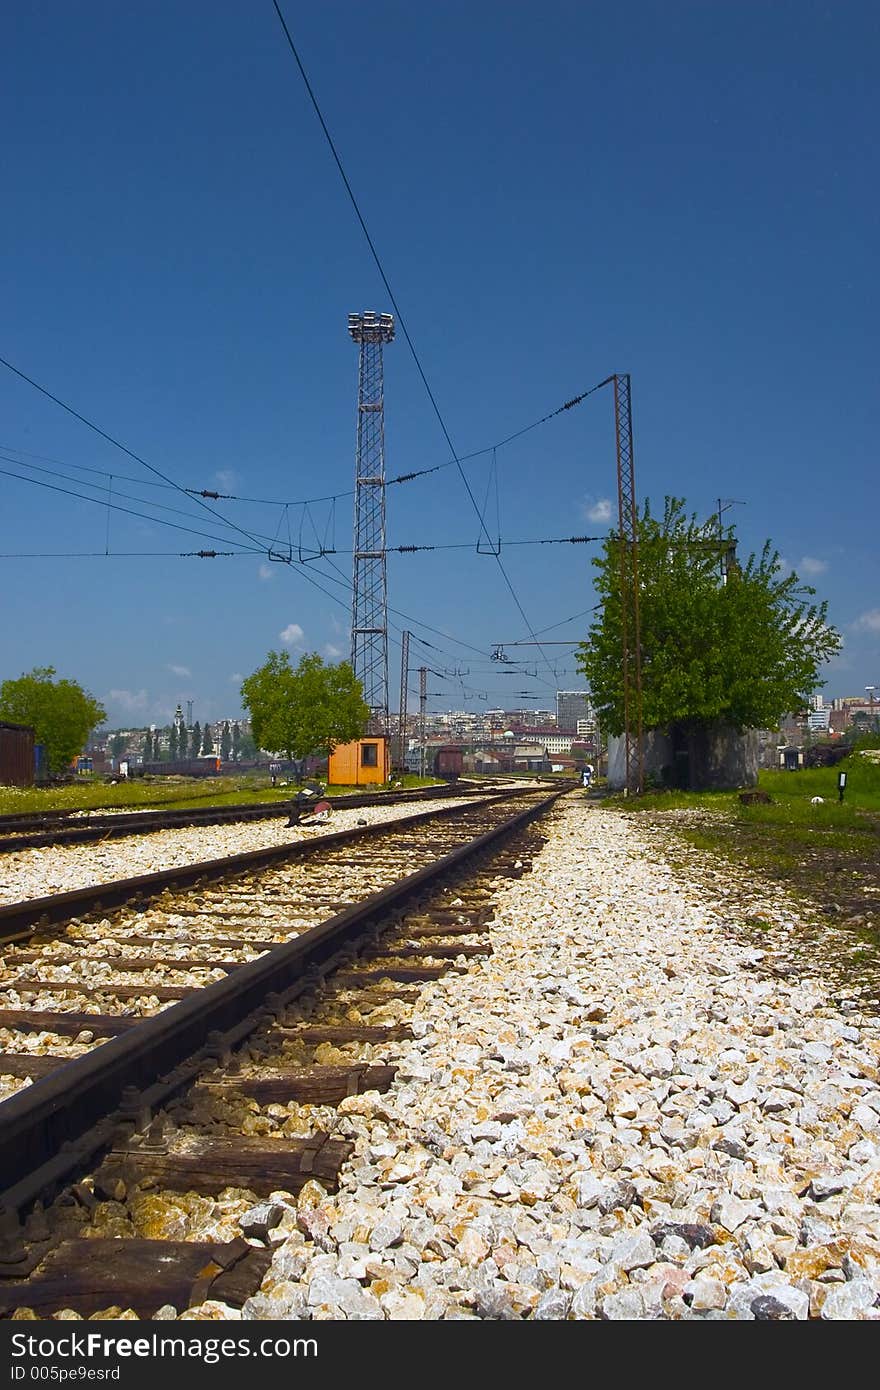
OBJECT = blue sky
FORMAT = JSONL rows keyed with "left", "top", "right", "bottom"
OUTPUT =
{"left": 1, "top": 1, "right": 876, "bottom": 728}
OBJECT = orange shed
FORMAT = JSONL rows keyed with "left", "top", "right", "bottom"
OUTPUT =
{"left": 328, "top": 736, "right": 389, "bottom": 786}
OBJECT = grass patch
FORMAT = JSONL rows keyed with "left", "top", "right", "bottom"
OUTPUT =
{"left": 603, "top": 750, "right": 880, "bottom": 923}
{"left": 0, "top": 772, "right": 447, "bottom": 815}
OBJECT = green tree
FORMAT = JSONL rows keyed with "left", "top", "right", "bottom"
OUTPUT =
{"left": 168, "top": 723, "right": 178, "bottom": 762}
{"left": 109, "top": 732, "right": 127, "bottom": 760}
{"left": 220, "top": 720, "right": 232, "bottom": 761}
{"left": 232, "top": 722, "right": 241, "bottom": 761}
{"left": 141, "top": 730, "right": 152, "bottom": 762}
{"left": 191, "top": 722, "right": 201, "bottom": 759}
{"left": 0, "top": 666, "right": 106, "bottom": 776}
{"left": 201, "top": 722, "right": 214, "bottom": 755}
{"left": 577, "top": 497, "right": 841, "bottom": 738}
{"left": 241, "top": 651, "right": 369, "bottom": 760}
{"left": 178, "top": 724, "right": 188, "bottom": 759}
{"left": 237, "top": 727, "right": 257, "bottom": 760}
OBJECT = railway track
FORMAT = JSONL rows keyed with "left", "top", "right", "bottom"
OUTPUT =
{"left": 0, "top": 783, "right": 571, "bottom": 1317}
{"left": 0, "top": 780, "right": 499, "bottom": 852}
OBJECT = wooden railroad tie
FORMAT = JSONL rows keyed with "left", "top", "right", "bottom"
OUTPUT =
{"left": 4, "top": 981, "right": 193, "bottom": 1001}
{"left": 333, "top": 965, "right": 459, "bottom": 987}
{"left": 0, "top": 1008, "right": 139, "bottom": 1036}
{"left": 96, "top": 1132, "right": 353, "bottom": 1199}
{"left": 272, "top": 1023, "right": 413, "bottom": 1045}
{"left": 196, "top": 1063, "right": 396, "bottom": 1106}
{"left": 0, "top": 1053, "right": 67, "bottom": 1079}
{"left": 0, "top": 1237, "right": 272, "bottom": 1319}
{"left": 6, "top": 953, "right": 247, "bottom": 973}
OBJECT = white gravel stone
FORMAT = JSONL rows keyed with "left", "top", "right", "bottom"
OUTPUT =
{"left": 40, "top": 795, "right": 877, "bottom": 1321}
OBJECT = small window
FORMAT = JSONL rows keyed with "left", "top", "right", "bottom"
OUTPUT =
{"left": 361, "top": 742, "right": 378, "bottom": 768}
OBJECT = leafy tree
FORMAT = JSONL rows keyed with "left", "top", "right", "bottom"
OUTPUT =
{"left": 153, "top": 729, "right": 164, "bottom": 762}
{"left": 237, "top": 728, "right": 257, "bottom": 760}
{"left": 141, "top": 730, "right": 152, "bottom": 762}
{"left": 0, "top": 666, "right": 106, "bottom": 776}
{"left": 109, "top": 732, "right": 127, "bottom": 759}
{"left": 178, "top": 724, "right": 188, "bottom": 759}
{"left": 577, "top": 497, "right": 841, "bottom": 738}
{"left": 201, "top": 722, "right": 214, "bottom": 755}
{"left": 191, "top": 722, "right": 201, "bottom": 759}
{"left": 232, "top": 722, "right": 241, "bottom": 761}
{"left": 220, "top": 720, "right": 232, "bottom": 761}
{"left": 241, "top": 651, "right": 369, "bottom": 760}
{"left": 168, "top": 724, "right": 178, "bottom": 762}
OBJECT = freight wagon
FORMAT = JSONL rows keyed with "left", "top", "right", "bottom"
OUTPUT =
{"left": 432, "top": 745, "right": 464, "bottom": 780}
{"left": 0, "top": 721, "right": 35, "bottom": 787}
{"left": 131, "top": 757, "right": 222, "bottom": 778}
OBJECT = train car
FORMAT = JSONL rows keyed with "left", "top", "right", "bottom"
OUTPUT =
{"left": 0, "top": 721, "right": 35, "bottom": 787}
{"left": 433, "top": 745, "right": 464, "bottom": 780}
{"left": 133, "top": 757, "right": 222, "bottom": 778}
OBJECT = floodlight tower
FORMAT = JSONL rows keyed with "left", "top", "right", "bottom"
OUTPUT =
{"left": 349, "top": 311, "right": 394, "bottom": 736}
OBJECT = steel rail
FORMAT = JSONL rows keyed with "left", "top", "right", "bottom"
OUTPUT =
{"left": 0, "top": 788, "right": 547, "bottom": 942}
{"left": 0, "top": 786, "right": 569, "bottom": 1215}
{"left": 0, "top": 781, "right": 499, "bottom": 851}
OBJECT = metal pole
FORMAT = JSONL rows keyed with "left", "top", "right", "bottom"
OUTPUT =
{"left": 397, "top": 630, "right": 410, "bottom": 773}
{"left": 418, "top": 666, "right": 427, "bottom": 778}
{"left": 613, "top": 374, "right": 644, "bottom": 796}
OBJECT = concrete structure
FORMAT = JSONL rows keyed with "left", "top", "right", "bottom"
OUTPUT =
{"left": 607, "top": 723, "right": 759, "bottom": 791}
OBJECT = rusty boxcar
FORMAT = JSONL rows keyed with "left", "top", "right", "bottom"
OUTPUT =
{"left": 0, "top": 721, "right": 36, "bottom": 787}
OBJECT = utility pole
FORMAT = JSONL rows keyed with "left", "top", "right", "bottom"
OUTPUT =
{"left": 349, "top": 311, "right": 393, "bottom": 738}
{"left": 418, "top": 666, "right": 427, "bottom": 778}
{"left": 613, "top": 373, "right": 644, "bottom": 796}
{"left": 716, "top": 498, "right": 745, "bottom": 583}
{"left": 397, "top": 630, "right": 410, "bottom": 772}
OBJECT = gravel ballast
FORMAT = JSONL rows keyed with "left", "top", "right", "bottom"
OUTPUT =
{"left": 6, "top": 793, "right": 880, "bottom": 1320}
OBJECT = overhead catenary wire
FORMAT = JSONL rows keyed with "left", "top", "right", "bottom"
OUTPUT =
{"left": 0, "top": 352, "right": 272, "bottom": 557}
{"left": 0, "top": 466, "right": 266, "bottom": 553}
{"left": 269, "top": 0, "right": 598, "bottom": 687}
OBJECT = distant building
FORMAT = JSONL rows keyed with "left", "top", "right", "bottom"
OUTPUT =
{"left": 556, "top": 691, "right": 592, "bottom": 731}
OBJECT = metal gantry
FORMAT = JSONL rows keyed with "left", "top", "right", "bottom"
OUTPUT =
{"left": 613, "top": 373, "right": 644, "bottom": 796}
{"left": 349, "top": 311, "right": 394, "bottom": 736}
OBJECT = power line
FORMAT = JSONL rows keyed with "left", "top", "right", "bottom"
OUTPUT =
{"left": 0, "top": 466, "right": 265, "bottom": 552}
{"left": 0, "top": 352, "right": 271, "bottom": 556}
{"left": 0, "top": 550, "right": 240, "bottom": 559}
{"left": 269, "top": 1, "right": 586, "bottom": 686}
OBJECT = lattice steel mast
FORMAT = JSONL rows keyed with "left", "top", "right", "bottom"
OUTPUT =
{"left": 613, "top": 373, "right": 644, "bottom": 795}
{"left": 349, "top": 311, "right": 394, "bottom": 736}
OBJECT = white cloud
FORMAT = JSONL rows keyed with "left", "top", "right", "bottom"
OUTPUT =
{"left": 280, "top": 622, "right": 305, "bottom": 646}
{"left": 167, "top": 664, "right": 191, "bottom": 678}
{"left": 214, "top": 469, "right": 237, "bottom": 491}
{"left": 107, "top": 688, "right": 150, "bottom": 713}
{"left": 798, "top": 556, "right": 828, "bottom": 576}
{"left": 584, "top": 497, "right": 611, "bottom": 524}
{"left": 853, "top": 609, "right": 880, "bottom": 633}
{"left": 258, "top": 563, "right": 275, "bottom": 581}
{"left": 323, "top": 643, "right": 344, "bottom": 660}
{"left": 229, "top": 672, "right": 243, "bottom": 684}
